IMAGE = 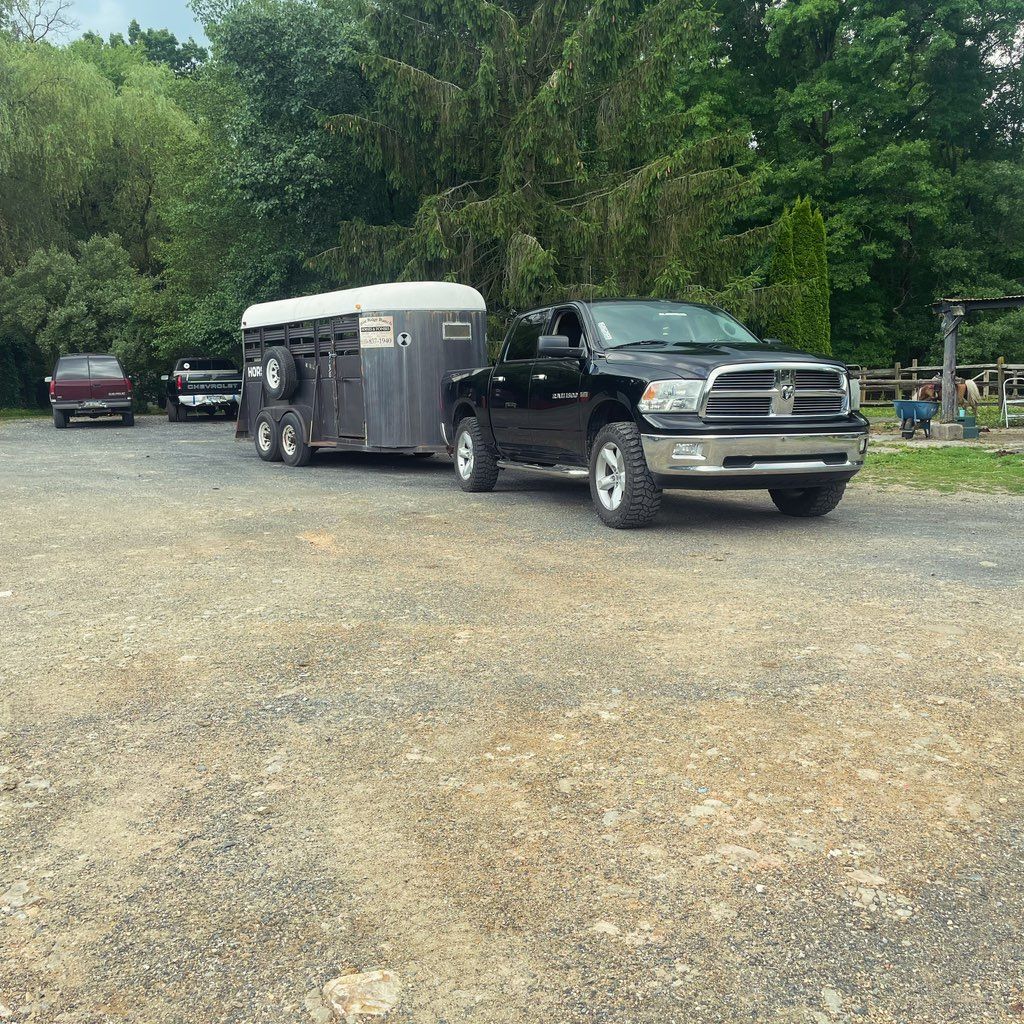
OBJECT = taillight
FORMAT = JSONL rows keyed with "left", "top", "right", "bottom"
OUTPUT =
{"left": 125, "top": 378, "right": 133, "bottom": 393}
{"left": 49, "top": 379, "right": 55, "bottom": 398}
{"left": 175, "top": 375, "right": 183, "bottom": 390}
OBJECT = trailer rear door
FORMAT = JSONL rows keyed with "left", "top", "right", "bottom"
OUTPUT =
{"left": 333, "top": 318, "right": 365, "bottom": 438}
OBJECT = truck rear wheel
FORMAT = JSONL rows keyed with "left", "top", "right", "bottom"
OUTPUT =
{"left": 769, "top": 482, "right": 847, "bottom": 517}
{"left": 254, "top": 410, "right": 281, "bottom": 462}
{"left": 589, "top": 422, "right": 661, "bottom": 529}
{"left": 262, "top": 346, "right": 297, "bottom": 402}
{"left": 170, "top": 402, "right": 185, "bottom": 422}
{"left": 53, "top": 409, "right": 68, "bottom": 429}
{"left": 454, "top": 417, "right": 499, "bottom": 492}
{"left": 122, "top": 412, "right": 135, "bottom": 427}
{"left": 279, "top": 411, "right": 313, "bottom": 467}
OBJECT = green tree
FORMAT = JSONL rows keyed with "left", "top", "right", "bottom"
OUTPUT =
{"left": 717, "top": 0, "right": 1024, "bottom": 364}
{"left": 320, "top": 0, "right": 768, "bottom": 320}
{"left": 0, "top": 37, "right": 114, "bottom": 268}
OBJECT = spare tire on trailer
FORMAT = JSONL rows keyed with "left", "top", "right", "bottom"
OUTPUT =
{"left": 262, "top": 345, "right": 297, "bottom": 401}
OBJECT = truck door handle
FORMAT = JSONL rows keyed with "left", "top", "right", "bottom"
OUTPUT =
{"left": 493, "top": 375, "right": 506, "bottom": 382}
{"left": 531, "top": 373, "right": 548, "bottom": 381}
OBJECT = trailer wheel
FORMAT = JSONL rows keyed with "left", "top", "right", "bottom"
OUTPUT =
{"left": 769, "top": 482, "right": 847, "bottom": 518}
{"left": 255, "top": 410, "right": 281, "bottom": 462}
{"left": 279, "top": 411, "right": 313, "bottom": 467}
{"left": 262, "top": 346, "right": 297, "bottom": 402}
{"left": 454, "top": 417, "right": 499, "bottom": 492}
{"left": 53, "top": 409, "right": 68, "bottom": 429}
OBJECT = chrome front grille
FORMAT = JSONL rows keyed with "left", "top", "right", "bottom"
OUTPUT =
{"left": 793, "top": 394, "right": 846, "bottom": 415}
{"left": 703, "top": 363, "right": 848, "bottom": 419}
{"left": 705, "top": 395, "right": 773, "bottom": 417}
{"left": 794, "top": 368, "right": 844, "bottom": 389}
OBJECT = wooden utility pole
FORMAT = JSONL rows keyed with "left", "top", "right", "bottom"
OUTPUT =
{"left": 940, "top": 306, "right": 963, "bottom": 423}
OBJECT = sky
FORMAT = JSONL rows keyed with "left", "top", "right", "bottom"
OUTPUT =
{"left": 68, "top": 0, "right": 208, "bottom": 44}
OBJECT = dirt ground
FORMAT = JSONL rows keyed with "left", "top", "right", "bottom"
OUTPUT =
{"left": 1, "top": 415, "right": 1022, "bottom": 1024}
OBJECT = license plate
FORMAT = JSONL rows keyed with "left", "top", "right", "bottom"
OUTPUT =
{"left": 83, "top": 400, "right": 107, "bottom": 408}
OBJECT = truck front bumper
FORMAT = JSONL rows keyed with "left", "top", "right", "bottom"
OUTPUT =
{"left": 641, "top": 430, "right": 868, "bottom": 489}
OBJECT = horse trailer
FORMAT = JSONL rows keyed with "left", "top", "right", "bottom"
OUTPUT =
{"left": 236, "top": 282, "right": 487, "bottom": 466}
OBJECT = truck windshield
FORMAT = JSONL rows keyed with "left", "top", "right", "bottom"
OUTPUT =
{"left": 589, "top": 301, "right": 764, "bottom": 348}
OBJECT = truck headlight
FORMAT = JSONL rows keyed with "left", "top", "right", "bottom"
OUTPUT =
{"left": 638, "top": 379, "right": 704, "bottom": 413}
{"left": 848, "top": 374, "right": 861, "bottom": 411}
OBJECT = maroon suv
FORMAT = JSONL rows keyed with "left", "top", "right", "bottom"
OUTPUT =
{"left": 47, "top": 353, "right": 134, "bottom": 429}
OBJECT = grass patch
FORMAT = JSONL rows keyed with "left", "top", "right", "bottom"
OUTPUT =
{"left": 0, "top": 406, "right": 50, "bottom": 420}
{"left": 859, "top": 445, "right": 1024, "bottom": 494}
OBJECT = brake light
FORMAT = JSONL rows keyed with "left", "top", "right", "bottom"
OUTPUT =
{"left": 125, "top": 378, "right": 133, "bottom": 393}
{"left": 176, "top": 375, "right": 183, "bottom": 390}
{"left": 49, "top": 379, "right": 55, "bottom": 398}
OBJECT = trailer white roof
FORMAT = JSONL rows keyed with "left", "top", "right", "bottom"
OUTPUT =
{"left": 241, "top": 281, "right": 486, "bottom": 329}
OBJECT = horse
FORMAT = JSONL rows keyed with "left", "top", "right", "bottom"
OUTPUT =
{"left": 913, "top": 375, "right": 982, "bottom": 415}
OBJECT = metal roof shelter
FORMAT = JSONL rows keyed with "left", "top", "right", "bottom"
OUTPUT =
{"left": 931, "top": 295, "right": 1024, "bottom": 423}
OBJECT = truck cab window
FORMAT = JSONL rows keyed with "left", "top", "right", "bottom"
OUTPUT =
{"left": 550, "top": 309, "right": 586, "bottom": 350}
{"left": 502, "top": 310, "right": 548, "bottom": 361}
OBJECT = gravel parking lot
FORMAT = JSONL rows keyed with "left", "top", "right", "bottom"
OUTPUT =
{"left": 2, "top": 414, "right": 1022, "bottom": 1023}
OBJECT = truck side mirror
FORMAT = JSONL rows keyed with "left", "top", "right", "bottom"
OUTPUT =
{"left": 44, "top": 376, "right": 52, "bottom": 383}
{"left": 160, "top": 375, "right": 169, "bottom": 381}
{"left": 538, "top": 335, "right": 584, "bottom": 358}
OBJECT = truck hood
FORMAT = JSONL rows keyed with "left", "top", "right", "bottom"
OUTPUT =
{"left": 602, "top": 344, "right": 847, "bottom": 380}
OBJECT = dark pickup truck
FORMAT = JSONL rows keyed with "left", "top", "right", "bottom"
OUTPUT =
{"left": 47, "top": 353, "right": 134, "bottom": 429}
{"left": 162, "top": 358, "right": 242, "bottom": 421}
{"left": 441, "top": 298, "right": 869, "bottom": 528}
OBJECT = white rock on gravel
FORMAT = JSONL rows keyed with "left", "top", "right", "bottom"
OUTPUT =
{"left": 322, "top": 970, "right": 400, "bottom": 1021}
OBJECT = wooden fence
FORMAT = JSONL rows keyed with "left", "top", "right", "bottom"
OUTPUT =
{"left": 850, "top": 358, "right": 1024, "bottom": 405}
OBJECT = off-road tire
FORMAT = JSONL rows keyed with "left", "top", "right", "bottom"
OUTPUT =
{"left": 262, "top": 345, "right": 297, "bottom": 402}
{"left": 53, "top": 409, "right": 68, "bottom": 429}
{"left": 279, "top": 411, "right": 313, "bottom": 467}
{"left": 588, "top": 421, "right": 661, "bottom": 529}
{"left": 254, "top": 410, "right": 281, "bottom": 462}
{"left": 122, "top": 412, "right": 135, "bottom": 427}
{"left": 454, "top": 417, "right": 499, "bottom": 492}
{"left": 769, "top": 481, "right": 847, "bottom": 518}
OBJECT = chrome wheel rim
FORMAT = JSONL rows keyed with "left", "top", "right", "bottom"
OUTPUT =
{"left": 257, "top": 420, "right": 273, "bottom": 452}
{"left": 281, "top": 423, "right": 296, "bottom": 458}
{"left": 596, "top": 442, "right": 625, "bottom": 510}
{"left": 266, "top": 359, "right": 281, "bottom": 391}
{"left": 456, "top": 430, "right": 474, "bottom": 479}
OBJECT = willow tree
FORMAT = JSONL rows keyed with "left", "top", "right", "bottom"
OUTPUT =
{"left": 320, "top": 0, "right": 770, "bottom": 319}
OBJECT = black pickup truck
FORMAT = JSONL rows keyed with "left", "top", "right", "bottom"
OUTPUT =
{"left": 162, "top": 358, "right": 242, "bottom": 421}
{"left": 441, "top": 299, "right": 869, "bottom": 528}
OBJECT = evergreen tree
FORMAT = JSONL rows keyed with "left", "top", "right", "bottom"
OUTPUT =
{"left": 790, "top": 197, "right": 831, "bottom": 356}
{"left": 319, "top": 0, "right": 769, "bottom": 319}
{"left": 765, "top": 198, "right": 831, "bottom": 356}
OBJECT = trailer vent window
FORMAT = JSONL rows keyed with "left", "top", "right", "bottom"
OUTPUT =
{"left": 443, "top": 322, "right": 473, "bottom": 341}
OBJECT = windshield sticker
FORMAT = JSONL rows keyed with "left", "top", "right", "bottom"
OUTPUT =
{"left": 359, "top": 315, "right": 395, "bottom": 348}
{"left": 597, "top": 321, "right": 613, "bottom": 341}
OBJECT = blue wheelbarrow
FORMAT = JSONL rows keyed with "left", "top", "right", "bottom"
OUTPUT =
{"left": 893, "top": 399, "right": 939, "bottom": 439}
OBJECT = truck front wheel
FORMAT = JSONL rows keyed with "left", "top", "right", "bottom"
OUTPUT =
{"left": 454, "top": 417, "right": 499, "bottom": 492}
{"left": 769, "top": 482, "right": 847, "bottom": 517}
{"left": 589, "top": 422, "right": 661, "bottom": 528}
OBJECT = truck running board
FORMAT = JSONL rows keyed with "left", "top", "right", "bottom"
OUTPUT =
{"left": 497, "top": 461, "right": 588, "bottom": 479}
